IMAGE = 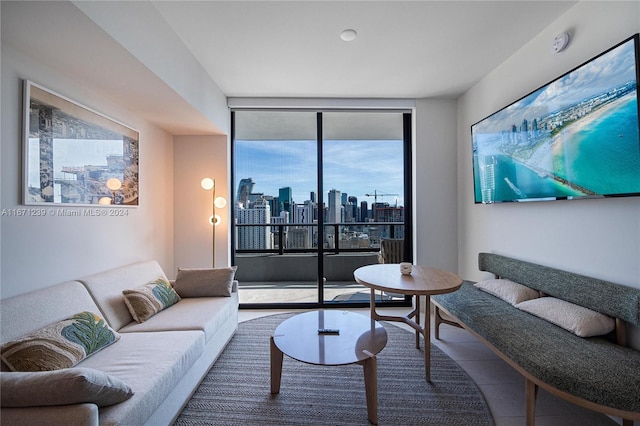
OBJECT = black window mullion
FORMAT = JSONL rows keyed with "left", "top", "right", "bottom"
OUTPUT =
{"left": 317, "top": 112, "right": 324, "bottom": 304}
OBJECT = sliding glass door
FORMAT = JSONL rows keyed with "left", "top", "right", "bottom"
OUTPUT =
{"left": 320, "top": 112, "right": 408, "bottom": 303}
{"left": 232, "top": 109, "right": 411, "bottom": 308}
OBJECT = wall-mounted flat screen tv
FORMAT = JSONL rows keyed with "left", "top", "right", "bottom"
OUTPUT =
{"left": 472, "top": 34, "right": 640, "bottom": 204}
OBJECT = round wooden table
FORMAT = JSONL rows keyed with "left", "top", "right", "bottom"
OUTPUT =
{"left": 270, "top": 310, "right": 387, "bottom": 424}
{"left": 354, "top": 264, "right": 462, "bottom": 381}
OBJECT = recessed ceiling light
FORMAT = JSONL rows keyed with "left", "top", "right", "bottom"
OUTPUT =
{"left": 340, "top": 29, "right": 357, "bottom": 42}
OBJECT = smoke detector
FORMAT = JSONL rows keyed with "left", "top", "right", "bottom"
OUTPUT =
{"left": 552, "top": 32, "right": 570, "bottom": 54}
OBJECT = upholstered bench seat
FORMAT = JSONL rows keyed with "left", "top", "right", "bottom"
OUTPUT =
{"left": 433, "top": 282, "right": 640, "bottom": 413}
{"left": 432, "top": 252, "right": 640, "bottom": 426}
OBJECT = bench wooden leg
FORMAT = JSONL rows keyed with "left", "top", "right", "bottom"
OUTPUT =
{"left": 525, "top": 379, "right": 538, "bottom": 426}
{"left": 622, "top": 420, "right": 633, "bottom": 426}
{"left": 434, "top": 305, "right": 442, "bottom": 340}
{"left": 433, "top": 304, "right": 462, "bottom": 340}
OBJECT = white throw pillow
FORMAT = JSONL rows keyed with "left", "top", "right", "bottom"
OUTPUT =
{"left": 515, "top": 297, "right": 615, "bottom": 337}
{"left": 0, "top": 367, "right": 134, "bottom": 407}
{"left": 474, "top": 279, "right": 539, "bottom": 305}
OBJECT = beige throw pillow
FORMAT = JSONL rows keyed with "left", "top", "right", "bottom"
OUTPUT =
{"left": 1, "top": 367, "right": 134, "bottom": 407}
{"left": 515, "top": 297, "right": 615, "bottom": 337}
{"left": 174, "top": 266, "right": 238, "bottom": 297}
{"left": 0, "top": 311, "right": 119, "bottom": 372}
{"left": 122, "top": 278, "right": 181, "bottom": 323}
{"left": 474, "top": 278, "right": 539, "bottom": 305}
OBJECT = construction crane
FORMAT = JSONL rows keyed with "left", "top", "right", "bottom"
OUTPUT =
{"left": 365, "top": 190, "right": 399, "bottom": 221}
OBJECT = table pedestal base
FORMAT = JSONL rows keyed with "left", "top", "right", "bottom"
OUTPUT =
{"left": 369, "top": 289, "right": 432, "bottom": 382}
{"left": 270, "top": 336, "right": 379, "bottom": 424}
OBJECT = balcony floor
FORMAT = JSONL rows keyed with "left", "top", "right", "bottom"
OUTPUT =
{"left": 237, "top": 280, "right": 400, "bottom": 304}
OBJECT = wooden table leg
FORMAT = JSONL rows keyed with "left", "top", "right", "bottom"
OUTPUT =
{"left": 361, "top": 353, "right": 378, "bottom": 425}
{"left": 414, "top": 295, "right": 421, "bottom": 348}
{"left": 424, "top": 295, "right": 431, "bottom": 382}
{"left": 270, "top": 336, "right": 283, "bottom": 394}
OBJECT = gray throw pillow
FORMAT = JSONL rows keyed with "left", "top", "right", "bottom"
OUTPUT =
{"left": 174, "top": 266, "right": 238, "bottom": 297}
{"left": 1, "top": 367, "right": 134, "bottom": 407}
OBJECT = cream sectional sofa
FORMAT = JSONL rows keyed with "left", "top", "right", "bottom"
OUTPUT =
{"left": 1, "top": 260, "right": 239, "bottom": 426}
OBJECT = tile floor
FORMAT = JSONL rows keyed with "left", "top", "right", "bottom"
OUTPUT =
{"left": 239, "top": 306, "right": 622, "bottom": 426}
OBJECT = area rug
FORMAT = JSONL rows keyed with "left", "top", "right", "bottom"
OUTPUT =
{"left": 175, "top": 312, "right": 494, "bottom": 426}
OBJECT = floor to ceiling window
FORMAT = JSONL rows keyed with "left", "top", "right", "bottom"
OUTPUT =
{"left": 232, "top": 109, "right": 412, "bottom": 308}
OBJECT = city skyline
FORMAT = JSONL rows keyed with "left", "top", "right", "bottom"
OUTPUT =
{"left": 234, "top": 138, "right": 405, "bottom": 207}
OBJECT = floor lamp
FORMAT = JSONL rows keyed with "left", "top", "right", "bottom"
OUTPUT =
{"left": 201, "top": 178, "right": 227, "bottom": 268}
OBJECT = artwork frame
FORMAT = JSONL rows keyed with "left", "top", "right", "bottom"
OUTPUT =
{"left": 23, "top": 80, "right": 139, "bottom": 206}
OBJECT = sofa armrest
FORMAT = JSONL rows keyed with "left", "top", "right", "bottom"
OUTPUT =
{"left": 1, "top": 404, "right": 99, "bottom": 426}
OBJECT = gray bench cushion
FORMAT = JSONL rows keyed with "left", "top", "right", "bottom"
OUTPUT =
{"left": 433, "top": 282, "right": 640, "bottom": 413}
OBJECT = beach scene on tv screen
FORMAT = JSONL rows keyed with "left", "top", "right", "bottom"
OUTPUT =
{"left": 472, "top": 37, "right": 640, "bottom": 203}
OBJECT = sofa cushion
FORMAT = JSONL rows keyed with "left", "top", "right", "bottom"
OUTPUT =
{"left": 1, "top": 367, "right": 133, "bottom": 408}
{"left": 474, "top": 278, "right": 539, "bottom": 305}
{"left": 79, "top": 260, "right": 170, "bottom": 330}
{"left": 174, "top": 266, "right": 237, "bottom": 297}
{"left": 77, "top": 330, "right": 205, "bottom": 426}
{"left": 119, "top": 293, "right": 239, "bottom": 343}
{"left": 1, "top": 281, "right": 103, "bottom": 347}
{"left": 1, "top": 311, "right": 119, "bottom": 372}
{"left": 122, "top": 279, "right": 180, "bottom": 323}
{"left": 515, "top": 297, "right": 615, "bottom": 337}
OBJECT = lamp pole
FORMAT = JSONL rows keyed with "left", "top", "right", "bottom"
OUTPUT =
{"left": 201, "top": 178, "right": 216, "bottom": 268}
{"left": 201, "top": 178, "right": 227, "bottom": 269}
{"left": 211, "top": 182, "right": 216, "bottom": 268}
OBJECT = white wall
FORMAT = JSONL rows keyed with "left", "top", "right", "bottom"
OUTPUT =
{"left": 414, "top": 99, "right": 458, "bottom": 272}
{"left": 173, "top": 135, "right": 230, "bottom": 270}
{"left": 0, "top": 45, "right": 175, "bottom": 299}
{"left": 72, "top": 0, "right": 229, "bottom": 136}
{"left": 457, "top": 2, "right": 640, "bottom": 345}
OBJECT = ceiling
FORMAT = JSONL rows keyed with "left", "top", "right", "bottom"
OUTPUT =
{"left": 2, "top": 1, "right": 578, "bottom": 135}
{"left": 152, "top": 1, "right": 577, "bottom": 99}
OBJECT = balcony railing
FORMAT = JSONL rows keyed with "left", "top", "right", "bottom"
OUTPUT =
{"left": 234, "top": 221, "right": 404, "bottom": 255}
{"left": 233, "top": 222, "right": 406, "bottom": 304}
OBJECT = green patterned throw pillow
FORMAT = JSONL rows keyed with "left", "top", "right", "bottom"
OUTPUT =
{"left": 1, "top": 311, "right": 120, "bottom": 372}
{"left": 122, "top": 278, "right": 181, "bottom": 323}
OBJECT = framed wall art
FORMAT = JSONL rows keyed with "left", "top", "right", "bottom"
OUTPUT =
{"left": 23, "top": 80, "right": 139, "bottom": 206}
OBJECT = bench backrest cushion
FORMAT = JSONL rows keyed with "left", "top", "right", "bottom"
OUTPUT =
{"left": 478, "top": 252, "right": 640, "bottom": 326}
{"left": 80, "top": 260, "right": 169, "bottom": 330}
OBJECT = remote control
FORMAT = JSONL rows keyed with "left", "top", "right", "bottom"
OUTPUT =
{"left": 318, "top": 328, "right": 340, "bottom": 335}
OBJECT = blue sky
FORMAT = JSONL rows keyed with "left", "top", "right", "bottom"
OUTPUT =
{"left": 235, "top": 139, "right": 405, "bottom": 207}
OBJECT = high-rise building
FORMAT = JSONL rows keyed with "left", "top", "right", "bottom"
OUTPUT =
{"left": 327, "top": 189, "right": 341, "bottom": 223}
{"left": 360, "top": 201, "right": 369, "bottom": 221}
{"left": 294, "top": 201, "right": 315, "bottom": 248}
{"left": 279, "top": 187, "right": 293, "bottom": 220}
{"left": 288, "top": 228, "right": 309, "bottom": 249}
{"left": 236, "top": 178, "right": 255, "bottom": 208}
{"left": 271, "top": 212, "right": 289, "bottom": 249}
{"left": 235, "top": 197, "right": 271, "bottom": 250}
{"left": 347, "top": 196, "right": 358, "bottom": 223}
